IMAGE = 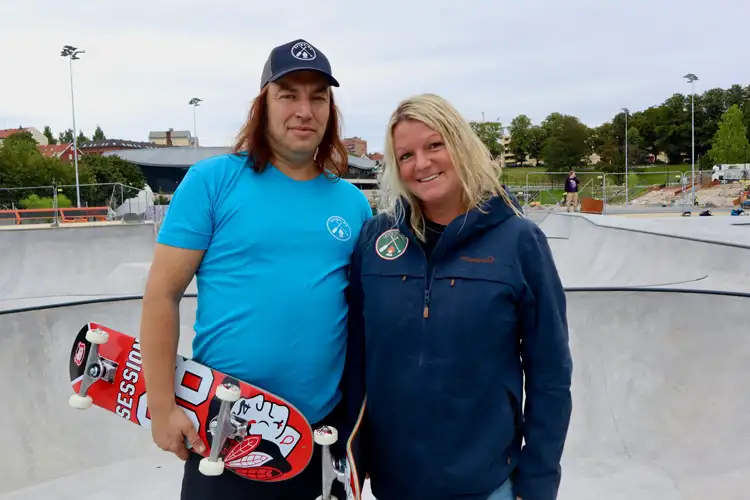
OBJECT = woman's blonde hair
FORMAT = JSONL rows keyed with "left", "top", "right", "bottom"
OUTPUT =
{"left": 378, "top": 93, "right": 522, "bottom": 241}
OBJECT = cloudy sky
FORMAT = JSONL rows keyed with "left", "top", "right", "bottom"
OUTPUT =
{"left": 2, "top": 0, "right": 747, "bottom": 153}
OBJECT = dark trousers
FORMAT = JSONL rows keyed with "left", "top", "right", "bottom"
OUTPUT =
{"left": 181, "top": 402, "right": 346, "bottom": 500}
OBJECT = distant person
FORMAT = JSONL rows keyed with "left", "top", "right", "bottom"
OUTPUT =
{"left": 139, "top": 38, "right": 371, "bottom": 500}
{"left": 344, "top": 93, "right": 573, "bottom": 500}
{"left": 564, "top": 169, "right": 579, "bottom": 212}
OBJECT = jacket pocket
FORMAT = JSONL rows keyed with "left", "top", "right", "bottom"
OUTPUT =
{"left": 429, "top": 261, "right": 521, "bottom": 365}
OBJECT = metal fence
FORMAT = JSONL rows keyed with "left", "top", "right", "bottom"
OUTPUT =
{"left": 0, "top": 182, "right": 157, "bottom": 223}
{"left": 516, "top": 168, "right": 738, "bottom": 214}
{"left": 516, "top": 171, "right": 606, "bottom": 210}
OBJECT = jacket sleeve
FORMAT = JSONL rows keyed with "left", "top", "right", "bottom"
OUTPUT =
{"left": 514, "top": 223, "right": 573, "bottom": 500}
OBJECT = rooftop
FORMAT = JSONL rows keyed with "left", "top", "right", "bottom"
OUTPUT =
{"left": 105, "top": 147, "right": 379, "bottom": 170}
{"left": 80, "top": 139, "right": 164, "bottom": 150}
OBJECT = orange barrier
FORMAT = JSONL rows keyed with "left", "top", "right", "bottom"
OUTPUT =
{"left": 0, "top": 207, "right": 110, "bottom": 225}
{"left": 580, "top": 197, "right": 604, "bottom": 214}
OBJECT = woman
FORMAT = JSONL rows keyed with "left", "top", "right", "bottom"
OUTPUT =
{"left": 345, "top": 94, "right": 573, "bottom": 500}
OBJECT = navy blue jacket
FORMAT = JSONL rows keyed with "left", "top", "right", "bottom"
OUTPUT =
{"left": 342, "top": 194, "right": 573, "bottom": 500}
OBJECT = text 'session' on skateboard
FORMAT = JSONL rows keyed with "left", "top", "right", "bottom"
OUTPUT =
{"left": 68, "top": 322, "right": 314, "bottom": 482}
{"left": 314, "top": 398, "right": 367, "bottom": 500}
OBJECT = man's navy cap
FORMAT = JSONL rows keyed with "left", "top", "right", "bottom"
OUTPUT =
{"left": 260, "top": 39, "right": 340, "bottom": 89}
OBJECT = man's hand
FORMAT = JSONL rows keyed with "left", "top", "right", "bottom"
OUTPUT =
{"left": 150, "top": 405, "right": 205, "bottom": 461}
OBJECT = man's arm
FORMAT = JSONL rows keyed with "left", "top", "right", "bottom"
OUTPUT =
{"left": 514, "top": 223, "right": 573, "bottom": 500}
{"left": 139, "top": 243, "right": 204, "bottom": 417}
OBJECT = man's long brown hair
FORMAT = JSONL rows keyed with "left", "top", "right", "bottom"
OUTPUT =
{"left": 231, "top": 86, "right": 349, "bottom": 178}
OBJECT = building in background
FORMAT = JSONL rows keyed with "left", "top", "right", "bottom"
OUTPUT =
{"left": 343, "top": 136, "right": 367, "bottom": 156}
{"left": 105, "top": 147, "right": 380, "bottom": 203}
{"left": 0, "top": 127, "right": 48, "bottom": 146}
{"left": 148, "top": 128, "right": 197, "bottom": 147}
{"left": 37, "top": 143, "right": 82, "bottom": 162}
{"left": 79, "top": 139, "right": 164, "bottom": 156}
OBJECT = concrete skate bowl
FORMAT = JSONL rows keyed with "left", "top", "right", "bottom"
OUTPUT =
{"left": 0, "top": 296, "right": 199, "bottom": 499}
{"left": 2, "top": 290, "right": 749, "bottom": 499}
{"left": 560, "top": 289, "right": 750, "bottom": 500}
{"left": 540, "top": 213, "right": 750, "bottom": 293}
{"left": 0, "top": 223, "right": 160, "bottom": 310}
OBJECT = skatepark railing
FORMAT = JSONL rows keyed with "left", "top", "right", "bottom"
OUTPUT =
{"left": 0, "top": 182, "right": 155, "bottom": 222}
{"left": 0, "top": 207, "right": 111, "bottom": 225}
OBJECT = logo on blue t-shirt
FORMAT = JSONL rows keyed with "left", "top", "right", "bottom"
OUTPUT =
{"left": 326, "top": 216, "right": 351, "bottom": 241}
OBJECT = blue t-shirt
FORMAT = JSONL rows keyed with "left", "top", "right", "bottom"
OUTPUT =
{"left": 156, "top": 153, "right": 373, "bottom": 423}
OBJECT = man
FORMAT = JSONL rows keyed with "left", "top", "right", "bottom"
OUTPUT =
{"left": 140, "top": 38, "right": 372, "bottom": 499}
{"left": 564, "top": 169, "right": 579, "bottom": 212}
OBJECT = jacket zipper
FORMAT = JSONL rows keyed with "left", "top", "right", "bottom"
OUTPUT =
{"left": 417, "top": 241, "right": 433, "bottom": 368}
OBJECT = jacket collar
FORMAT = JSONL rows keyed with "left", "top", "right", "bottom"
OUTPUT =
{"left": 394, "top": 191, "right": 521, "bottom": 260}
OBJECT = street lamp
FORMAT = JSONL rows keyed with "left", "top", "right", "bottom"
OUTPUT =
{"left": 61, "top": 45, "right": 85, "bottom": 208}
{"left": 622, "top": 107, "right": 629, "bottom": 205}
{"left": 683, "top": 73, "right": 699, "bottom": 206}
{"left": 188, "top": 97, "right": 202, "bottom": 148}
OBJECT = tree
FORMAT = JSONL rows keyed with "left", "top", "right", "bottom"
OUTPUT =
{"left": 508, "top": 115, "right": 532, "bottom": 166}
{"left": 76, "top": 155, "right": 146, "bottom": 207}
{"left": 79, "top": 154, "right": 146, "bottom": 188}
{"left": 540, "top": 113, "right": 590, "bottom": 171}
{"left": 708, "top": 105, "right": 750, "bottom": 164}
{"left": 0, "top": 135, "right": 95, "bottom": 206}
{"left": 469, "top": 121, "right": 504, "bottom": 158}
{"left": 2, "top": 130, "right": 37, "bottom": 148}
{"left": 77, "top": 131, "right": 90, "bottom": 144}
{"left": 58, "top": 129, "right": 74, "bottom": 143}
{"left": 527, "top": 125, "right": 547, "bottom": 165}
{"left": 589, "top": 122, "right": 619, "bottom": 167}
{"left": 92, "top": 126, "right": 106, "bottom": 141}
{"left": 43, "top": 126, "right": 57, "bottom": 145}
{"left": 654, "top": 93, "right": 691, "bottom": 164}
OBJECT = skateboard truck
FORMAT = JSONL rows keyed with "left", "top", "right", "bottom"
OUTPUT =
{"left": 197, "top": 383, "right": 242, "bottom": 476}
{"left": 68, "top": 327, "right": 116, "bottom": 409}
{"left": 314, "top": 425, "right": 347, "bottom": 500}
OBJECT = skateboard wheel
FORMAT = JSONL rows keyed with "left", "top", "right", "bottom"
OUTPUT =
{"left": 85, "top": 328, "right": 109, "bottom": 344}
{"left": 215, "top": 384, "right": 241, "bottom": 403}
{"left": 313, "top": 426, "right": 338, "bottom": 446}
{"left": 68, "top": 394, "right": 93, "bottom": 409}
{"left": 198, "top": 457, "right": 225, "bottom": 476}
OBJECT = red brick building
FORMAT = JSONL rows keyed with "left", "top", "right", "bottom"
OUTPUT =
{"left": 343, "top": 136, "right": 367, "bottom": 156}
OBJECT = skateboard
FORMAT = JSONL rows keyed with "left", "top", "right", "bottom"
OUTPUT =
{"left": 314, "top": 397, "right": 367, "bottom": 500}
{"left": 68, "top": 322, "right": 314, "bottom": 482}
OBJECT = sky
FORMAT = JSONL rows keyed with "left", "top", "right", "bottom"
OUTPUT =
{"left": 1, "top": 0, "right": 747, "bottom": 153}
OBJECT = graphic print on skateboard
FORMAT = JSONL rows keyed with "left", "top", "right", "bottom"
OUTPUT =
{"left": 68, "top": 322, "right": 313, "bottom": 481}
{"left": 315, "top": 397, "right": 367, "bottom": 500}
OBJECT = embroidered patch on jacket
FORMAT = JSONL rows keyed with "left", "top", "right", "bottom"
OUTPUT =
{"left": 375, "top": 229, "right": 408, "bottom": 260}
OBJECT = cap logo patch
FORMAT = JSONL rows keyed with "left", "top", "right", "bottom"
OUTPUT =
{"left": 291, "top": 42, "right": 316, "bottom": 61}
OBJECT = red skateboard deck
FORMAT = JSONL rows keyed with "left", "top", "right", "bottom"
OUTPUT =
{"left": 68, "top": 322, "right": 314, "bottom": 482}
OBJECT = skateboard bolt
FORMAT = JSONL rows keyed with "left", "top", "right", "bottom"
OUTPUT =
{"left": 88, "top": 364, "right": 101, "bottom": 378}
